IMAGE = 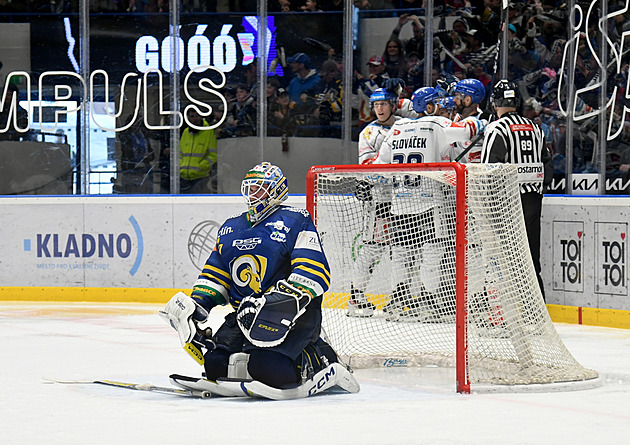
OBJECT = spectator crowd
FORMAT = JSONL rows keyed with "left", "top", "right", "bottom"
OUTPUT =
{"left": 4, "top": 0, "right": 628, "bottom": 193}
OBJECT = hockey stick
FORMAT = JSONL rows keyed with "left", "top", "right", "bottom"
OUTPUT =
{"left": 43, "top": 376, "right": 211, "bottom": 398}
{"left": 433, "top": 37, "right": 468, "bottom": 70}
{"left": 453, "top": 129, "right": 487, "bottom": 162}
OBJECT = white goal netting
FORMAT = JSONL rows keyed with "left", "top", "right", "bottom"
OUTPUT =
{"left": 308, "top": 163, "right": 597, "bottom": 391}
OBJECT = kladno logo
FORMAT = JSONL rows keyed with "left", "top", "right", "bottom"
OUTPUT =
{"left": 188, "top": 220, "right": 220, "bottom": 270}
{"left": 24, "top": 215, "right": 144, "bottom": 276}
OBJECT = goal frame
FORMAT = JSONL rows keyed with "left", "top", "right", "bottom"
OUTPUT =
{"left": 307, "top": 162, "right": 473, "bottom": 393}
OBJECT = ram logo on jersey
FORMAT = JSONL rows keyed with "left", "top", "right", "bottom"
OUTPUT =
{"left": 391, "top": 136, "right": 427, "bottom": 149}
{"left": 233, "top": 237, "right": 262, "bottom": 250}
{"left": 232, "top": 254, "right": 268, "bottom": 295}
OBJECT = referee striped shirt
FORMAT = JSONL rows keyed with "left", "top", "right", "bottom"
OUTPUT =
{"left": 480, "top": 111, "right": 551, "bottom": 194}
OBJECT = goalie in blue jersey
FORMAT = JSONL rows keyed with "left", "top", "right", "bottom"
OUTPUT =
{"left": 161, "top": 162, "right": 358, "bottom": 395}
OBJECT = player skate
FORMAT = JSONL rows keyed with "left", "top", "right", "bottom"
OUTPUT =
{"left": 383, "top": 283, "right": 427, "bottom": 322}
{"left": 347, "top": 285, "right": 375, "bottom": 317}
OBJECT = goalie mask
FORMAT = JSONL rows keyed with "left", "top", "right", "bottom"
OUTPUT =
{"left": 241, "top": 162, "right": 289, "bottom": 225}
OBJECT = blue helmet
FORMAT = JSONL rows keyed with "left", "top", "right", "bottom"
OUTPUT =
{"left": 370, "top": 88, "right": 398, "bottom": 109}
{"left": 452, "top": 78, "right": 486, "bottom": 104}
{"left": 241, "top": 162, "right": 289, "bottom": 225}
{"left": 411, "top": 87, "right": 439, "bottom": 114}
{"left": 437, "top": 96, "right": 456, "bottom": 112}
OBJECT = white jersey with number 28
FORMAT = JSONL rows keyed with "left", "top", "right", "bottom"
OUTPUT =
{"left": 374, "top": 115, "right": 477, "bottom": 165}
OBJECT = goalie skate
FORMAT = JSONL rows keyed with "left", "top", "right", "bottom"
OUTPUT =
{"left": 384, "top": 298, "right": 450, "bottom": 323}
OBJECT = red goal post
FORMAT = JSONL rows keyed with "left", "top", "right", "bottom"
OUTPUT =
{"left": 306, "top": 162, "right": 597, "bottom": 393}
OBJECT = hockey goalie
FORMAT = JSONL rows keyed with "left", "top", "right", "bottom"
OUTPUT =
{"left": 160, "top": 162, "right": 359, "bottom": 399}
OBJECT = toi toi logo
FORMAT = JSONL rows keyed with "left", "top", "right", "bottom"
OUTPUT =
{"left": 559, "top": 236, "right": 582, "bottom": 285}
{"left": 596, "top": 223, "right": 627, "bottom": 296}
{"left": 552, "top": 221, "right": 584, "bottom": 292}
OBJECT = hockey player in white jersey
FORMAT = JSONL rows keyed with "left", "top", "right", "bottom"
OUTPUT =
{"left": 451, "top": 78, "right": 492, "bottom": 163}
{"left": 436, "top": 96, "right": 457, "bottom": 120}
{"left": 374, "top": 86, "right": 484, "bottom": 164}
{"left": 373, "top": 86, "right": 484, "bottom": 320}
{"left": 350, "top": 85, "right": 418, "bottom": 316}
{"left": 358, "top": 82, "right": 418, "bottom": 164}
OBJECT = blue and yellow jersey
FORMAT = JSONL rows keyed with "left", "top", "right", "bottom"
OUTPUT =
{"left": 191, "top": 206, "right": 330, "bottom": 311}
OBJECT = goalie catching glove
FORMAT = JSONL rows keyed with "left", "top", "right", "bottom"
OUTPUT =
{"left": 159, "top": 292, "right": 215, "bottom": 365}
{"left": 237, "top": 280, "right": 312, "bottom": 348}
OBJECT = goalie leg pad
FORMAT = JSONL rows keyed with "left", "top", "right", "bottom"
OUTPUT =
{"left": 241, "top": 363, "right": 360, "bottom": 400}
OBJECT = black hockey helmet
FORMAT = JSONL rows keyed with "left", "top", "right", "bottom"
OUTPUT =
{"left": 490, "top": 79, "right": 521, "bottom": 109}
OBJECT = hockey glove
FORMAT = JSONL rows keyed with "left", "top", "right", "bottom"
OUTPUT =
{"left": 159, "top": 292, "right": 215, "bottom": 365}
{"left": 383, "top": 78, "right": 405, "bottom": 97}
{"left": 237, "top": 280, "right": 312, "bottom": 348}
{"left": 464, "top": 117, "right": 485, "bottom": 139}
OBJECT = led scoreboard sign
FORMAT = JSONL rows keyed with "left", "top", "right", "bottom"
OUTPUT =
{"left": 14, "top": 13, "right": 341, "bottom": 133}
{"left": 14, "top": 15, "right": 282, "bottom": 132}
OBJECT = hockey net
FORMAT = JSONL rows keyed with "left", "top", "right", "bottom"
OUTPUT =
{"left": 306, "top": 163, "right": 597, "bottom": 393}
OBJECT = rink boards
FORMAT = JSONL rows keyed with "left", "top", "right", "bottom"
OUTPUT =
{"left": 0, "top": 194, "right": 629, "bottom": 328}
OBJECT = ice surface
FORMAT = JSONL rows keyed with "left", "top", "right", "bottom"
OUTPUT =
{"left": 2, "top": 302, "right": 629, "bottom": 445}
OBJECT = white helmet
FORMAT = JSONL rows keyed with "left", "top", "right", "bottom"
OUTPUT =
{"left": 241, "top": 162, "right": 289, "bottom": 224}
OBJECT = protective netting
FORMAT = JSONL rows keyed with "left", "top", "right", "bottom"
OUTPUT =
{"left": 310, "top": 163, "right": 597, "bottom": 388}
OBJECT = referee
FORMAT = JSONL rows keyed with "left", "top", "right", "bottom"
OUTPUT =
{"left": 480, "top": 80, "right": 553, "bottom": 301}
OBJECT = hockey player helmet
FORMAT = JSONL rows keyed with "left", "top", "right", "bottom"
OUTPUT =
{"left": 436, "top": 96, "right": 456, "bottom": 118}
{"left": 452, "top": 78, "right": 486, "bottom": 104}
{"left": 411, "top": 86, "right": 439, "bottom": 115}
{"left": 370, "top": 88, "right": 398, "bottom": 109}
{"left": 490, "top": 79, "right": 521, "bottom": 109}
{"left": 241, "top": 162, "right": 289, "bottom": 224}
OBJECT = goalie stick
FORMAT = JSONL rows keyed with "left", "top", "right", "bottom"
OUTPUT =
{"left": 43, "top": 376, "right": 212, "bottom": 398}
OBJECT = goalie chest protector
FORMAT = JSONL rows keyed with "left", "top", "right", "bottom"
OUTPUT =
{"left": 202, "top": 206, "right": 330, "bottom": 309}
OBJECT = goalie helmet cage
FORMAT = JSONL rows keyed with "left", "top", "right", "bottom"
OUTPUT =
{"left": 306, "top": 163, "right": 597, "bottom": 393}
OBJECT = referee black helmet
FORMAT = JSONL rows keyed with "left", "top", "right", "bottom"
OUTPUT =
{"left": 490, "top": 80, "right": 521, "bottom": 109}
